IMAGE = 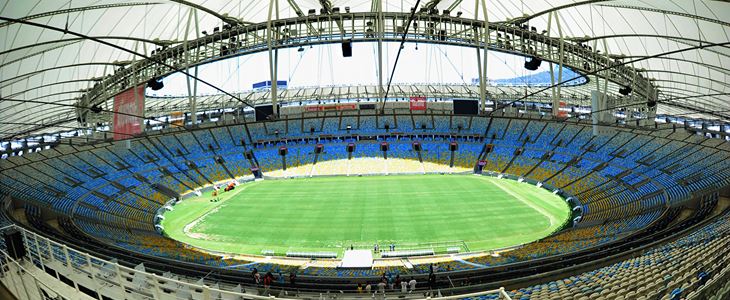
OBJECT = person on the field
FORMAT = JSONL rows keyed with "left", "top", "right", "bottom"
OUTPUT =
{"left": 400, "top": 278, "right": 408, "bottom": 293}
{"left": 408, "top": 277, "right": 417, "bottom": 293}
{"left": 365, "top": 282, "right": 372, "bottom": 293}
{"left": 357, "top": 283, "right": 363, "bottom": 293}
{"left": 377, "top": 279, "right": 386, "bottom": 293}
{"left": 394, "top": 275, "right": 401, "bottom": 291}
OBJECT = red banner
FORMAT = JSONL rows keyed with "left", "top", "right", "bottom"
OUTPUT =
{"left": 305, "top": 105, "right": 320, "bottom": 112}
{"left": 558, "top": 101, "right": 568, "bottom": 117}
{"left": 410, "top": 97, "right": 427, "bottom": 111}
{"left": 113, "top": 85, "right": 145, "bottom": 140}
{"left": 337, "top": 103, "right": 357, "bottom": 110}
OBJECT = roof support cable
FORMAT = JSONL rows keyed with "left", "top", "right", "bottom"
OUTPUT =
{"left": 379, "top": 0, "right": 422, "bottom": 113}
{"left": 64, "top": 0, "right": 72, "bottom": 33}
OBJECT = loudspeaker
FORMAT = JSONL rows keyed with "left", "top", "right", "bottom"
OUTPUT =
{"left": 342, "top": 40, "right": 352, "bottom": 57}
{"left": 384, "top": 123, "right": 390, "bottom": 131}
{"left": 449, "top": 142, "right": 458, "bottom": 151}
{"left": 244, "top": 150, "right": 254, "bottom": 160}
{"left": 380, "top": 142, "right": 389, "bottom": 152}
{"left": 240, "top": 139, "right": 247, "bottom": 146}
{"left": 4, "top": 230, "right": 25, "bottom": 260}
{"left": 485, "top": 144, "right": 494, "bottom": 154}
{"left": 314, "top": 144, "right": 324, "bottom": 154}
{"left": 619, "top": 86, "right": 632, "bottom": 96}
{"left": 420, "top": 123, "right": 427, "bottom": 130}
{"left": 347, "top": 143, "right": 356, "bottom": 153}
{"left": 278, "top": 146, "right": 288, "bottom": 156}
{"left": 648, "top": 99, "right": 656, "bottom": 108}
{"left": 524, "top": 57, "right": 542, "bottom": 71}
{"left": 515, "top": 148, "right": 523, "bottom": 155}
{"left": 146, "top": 77, "right": 164, "bottom": 90}
{"left": 412, "top": 142, "right": 422, "bottom": 152}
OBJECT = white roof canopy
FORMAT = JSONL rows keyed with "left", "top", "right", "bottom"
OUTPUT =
{"left": 1, "top": 0, "right": 729, "bottom": 140}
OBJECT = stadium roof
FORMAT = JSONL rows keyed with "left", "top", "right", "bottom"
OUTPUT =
{"left": 1, "top": 0, "right": 729, "bottom": 140}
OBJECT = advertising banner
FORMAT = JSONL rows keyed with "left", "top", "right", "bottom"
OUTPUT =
{"left": 410, "top": 97, "right": 427, "bottom": 111}
{"left": 113, "top": 85, "right": 145, "bottom": 140}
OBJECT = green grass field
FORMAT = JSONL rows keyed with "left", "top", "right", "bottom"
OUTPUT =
{"left": 162, "top": 175, "right": 570, "bottom": 257}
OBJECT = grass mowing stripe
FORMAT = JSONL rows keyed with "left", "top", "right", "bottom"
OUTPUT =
{"left": 162, "top": 174, "right": 569, "bottom": 257}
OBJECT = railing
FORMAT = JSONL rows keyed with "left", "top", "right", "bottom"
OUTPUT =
{"left": 0, "top": 224, "right": 512, "bottom": 300}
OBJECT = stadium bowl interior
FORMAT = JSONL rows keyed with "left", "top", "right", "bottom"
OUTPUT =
{"left": 1, "top": 1, "right": 730, "bottom": 300}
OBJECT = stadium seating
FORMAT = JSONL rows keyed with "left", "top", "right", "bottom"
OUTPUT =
{"left": 1, "top": 114, "right": 729, "bottom": 283}
{"left": 503, "top": 210, "right": 730, "bottom": 300}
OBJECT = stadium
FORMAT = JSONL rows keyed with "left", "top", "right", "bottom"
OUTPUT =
{"left": 0, "top": 1, "right": 729, "bottom": 299}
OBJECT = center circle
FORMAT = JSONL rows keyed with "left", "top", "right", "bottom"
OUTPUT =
{"left": 162, "top": 174, "right": 570, "bottom": 257}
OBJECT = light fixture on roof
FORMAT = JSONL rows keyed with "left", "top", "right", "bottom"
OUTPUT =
{"left": 619, "top": 86, "right": 632, "bottom": 96}
{"left": 147, "top": 77, "right": 164, "bottom": 91}
{"left": 524, "top": 57, "right": 542, "bottom": 71}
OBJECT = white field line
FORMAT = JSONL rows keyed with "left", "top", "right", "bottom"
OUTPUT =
{"left": 182, "top": 184, "right": 253, "bottom": 239}
{"left": 486, "top": 177, "right": 557, "bottom": 227}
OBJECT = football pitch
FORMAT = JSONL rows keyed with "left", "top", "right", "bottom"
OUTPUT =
{"left": 162, "top": 175, "right": 570, "bottom": 257}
